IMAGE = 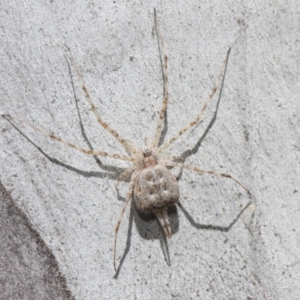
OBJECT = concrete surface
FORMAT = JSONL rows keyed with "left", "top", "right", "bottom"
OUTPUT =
{"left": 0, "top": 1, "right": 299, "bottom": 299}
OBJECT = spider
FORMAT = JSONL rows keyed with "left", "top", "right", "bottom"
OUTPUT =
{"left": 2, "top": 9, "right": 251, "bottom": 270}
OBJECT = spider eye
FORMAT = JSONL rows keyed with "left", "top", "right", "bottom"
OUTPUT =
{"left": 142, "top": 146, "right": 152, "bottom": 156}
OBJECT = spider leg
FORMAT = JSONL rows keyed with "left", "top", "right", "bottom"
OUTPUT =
{"left": 162, "top": 161, "right": 251, "bottom": 195}
{"left": 115, "top": 166, "right": 135, "bottom": 191}
{"left": 161, "top": 155, "right": 185, "bottom": 163}
{"left": 114, "top": 170, "right": 139, "bottom": 270}
{"left": 65, "top": 46, "right": 137, "bottom": 155}
{"left": 151, "top": 9, "right": 169, "bottom": 149}
{"left": 158, "top": 48, "right": 231, "bottom": 154}
{"left": 155, "top": 208, "right": 172, "bottom": 238}
{"left": 2, "top": 114, "right": 133, "bottom": 162}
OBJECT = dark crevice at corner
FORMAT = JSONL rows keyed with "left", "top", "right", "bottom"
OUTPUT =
{"left": 0, "top": 180, "right": 75, "bottom": 300}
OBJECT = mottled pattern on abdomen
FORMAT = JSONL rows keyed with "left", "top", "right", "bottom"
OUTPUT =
{"left": 134, "top": 166, "right": 179, "bottom": 212}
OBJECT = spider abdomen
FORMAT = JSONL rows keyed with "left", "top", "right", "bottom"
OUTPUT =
{"left": 134, "top": 165, "right": 179, "bottom": 212}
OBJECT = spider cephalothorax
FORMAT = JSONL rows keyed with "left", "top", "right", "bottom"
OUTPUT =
{"left": 2, "top": 9, "right": 251, "bottom": 271}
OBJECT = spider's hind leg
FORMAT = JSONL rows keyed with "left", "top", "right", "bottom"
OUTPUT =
{"left": 155, "top": 208, "right": 172, "bottom": 238}
{"left": 114, "top": 170, "right": 139, "bottom": 270}
{"left": 162, "top": 161, "right": 251, "bottom": 195}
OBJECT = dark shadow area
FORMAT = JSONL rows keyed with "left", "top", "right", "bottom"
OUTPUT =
{"left": 0, "top": 180, "right": 74, "bottom": 299}
{"left": 113, "top": 201, "right": 178, "bottom": 277}
{"left": 114, "top": 197, "right": 251, "bottom": 275}
{"left": 178, "top": 200, "right": 252, "bottom": 232}
{"left": 134, "top": 204, "right": 179, "bottom": 240}
{"left": 159, "top": 227, "right": 171, "bottom": 267}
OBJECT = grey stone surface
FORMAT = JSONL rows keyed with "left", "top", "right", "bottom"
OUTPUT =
{"left": 0, "top": 181, "right": 74, "bottom": 299}
{"left": 1, "top": 1, "right": 299, "bottom": 299}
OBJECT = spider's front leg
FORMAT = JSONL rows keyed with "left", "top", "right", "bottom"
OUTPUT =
{"left": 2, "top": 114, "right": 133, "bottom": 162}
{"left": 158, "top": 48, "right": 231, "bottom": 154}
{"left": 151, "top": 9, "right": 170, "bottom": 149}
{"left": 65, "top": 46, "right": 137, "bottom": 155}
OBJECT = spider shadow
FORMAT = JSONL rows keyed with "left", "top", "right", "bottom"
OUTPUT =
{"left": 3, "top": 53, "right": 128, "bottom": 180}
{"left": 177, "top": 200, "right": 252, "bottom": 232}
{"left": 114, "top": 196, "right": 252, "bottom": 278}
{"left": 177, "top": 52, "right": 231, "bottom": 182}
{"left": 179, "top": 72, "right": 225, "bottom": 163}
{"left": 64, "top": 55, "right": 127, "bottom": 175}
{"left": 134, "top": 203, "right": 179, "bottom": 265}
{"left": 114, "top": 190, "right": 179, "bottom": 278}
{"left": 161, "top": 49, "right": 230, "bottom": 168}
{"left": 3, "top": 116, "right": 122, "bottom": 181}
